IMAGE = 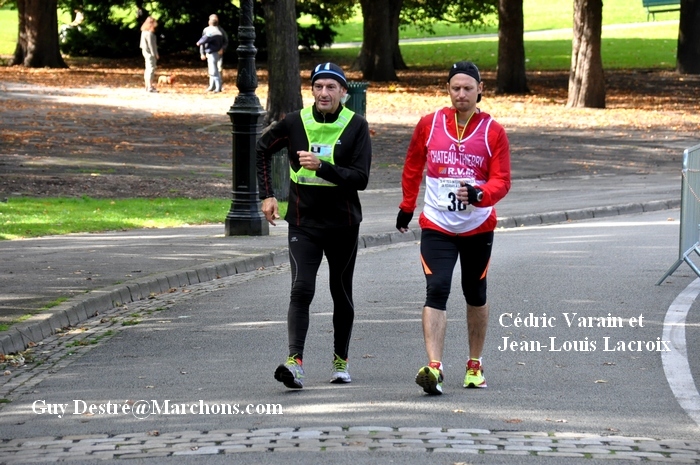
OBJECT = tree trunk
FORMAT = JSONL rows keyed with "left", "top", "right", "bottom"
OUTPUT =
{"left": 261, "top": 0, "right": 303, "bottom": 125}
{"left": 567, "top": 0, "right": 605, "bottom": 108}
{"left": 677, "top": 0, "right": 700, "bottom": 74}
{"left": 356, "top": 0, "right": 403, "bottom": 81}
{"left": 11, "top": 0, "right": 68, "bottom": 68}
{"left": 496, "top": 0, "right": 529, "bottom": 94}
{"left": 389, "top": 2, "right": 407, "bottom": 72}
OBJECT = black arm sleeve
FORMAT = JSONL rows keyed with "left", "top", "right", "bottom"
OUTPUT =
{"left": 255, "top": 120, "right": 289, "bottom": 200}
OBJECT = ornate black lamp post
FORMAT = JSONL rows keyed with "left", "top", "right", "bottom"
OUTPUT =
{"left": 224, "top": 0, "right": 268, "bottom": 236}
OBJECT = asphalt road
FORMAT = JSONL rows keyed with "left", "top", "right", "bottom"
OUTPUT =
{"left": 1, "top": 209, "right": 699, "bottom": 463}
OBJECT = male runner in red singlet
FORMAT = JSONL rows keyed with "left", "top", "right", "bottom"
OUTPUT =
{"left": 396, "top": 61, "right": 511, "bottom": 395}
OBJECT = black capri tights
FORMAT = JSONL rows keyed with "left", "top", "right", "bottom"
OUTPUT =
{"left": 420, "top": 229, "right": 494, "bottom": 310}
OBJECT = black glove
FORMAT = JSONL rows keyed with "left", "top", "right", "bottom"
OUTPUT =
{"left": 396, "top": 209, "right": 413, "bottom": 230}
{"left": 465, "top": 184, "right": 483, "bottom": 205}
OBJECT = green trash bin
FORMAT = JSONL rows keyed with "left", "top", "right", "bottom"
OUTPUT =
{"left": 345, "top": 81, "right": 368, "bottom": 117}
{"left": 271, "top": 148, "right": 289, "bottom": 201}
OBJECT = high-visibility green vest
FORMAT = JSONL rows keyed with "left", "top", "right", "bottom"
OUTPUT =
{"left": 290, "top": 106, "right": 354, "bottom": 186}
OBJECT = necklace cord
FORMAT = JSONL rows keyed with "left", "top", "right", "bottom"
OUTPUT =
{"left": 455, "top": 111, "right": 474, "bottom": 141}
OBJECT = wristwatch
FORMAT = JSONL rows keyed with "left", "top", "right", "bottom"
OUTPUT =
{"left": 475, "top": 188, "right": 484, "bottom": 203}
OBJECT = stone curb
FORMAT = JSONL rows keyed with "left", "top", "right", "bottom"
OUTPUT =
{"left": 496, "top": 199, "right": 679, "bottom": 229}
{"left": 1, "top": 426, "right": 699, "bottom": 462}
{"left": 0, "top": 199, "right": 680, "bottom": 355}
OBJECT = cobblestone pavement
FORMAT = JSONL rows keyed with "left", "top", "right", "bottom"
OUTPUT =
{"left": 2, "top": 427, "right": 700, "bottom": 463}
{"left": 2, "top": 262, "right": 700, "bottom": 463}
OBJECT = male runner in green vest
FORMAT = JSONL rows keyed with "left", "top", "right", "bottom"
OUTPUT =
{"left": 256, "top": 62, "right": 372, "bottom": 389}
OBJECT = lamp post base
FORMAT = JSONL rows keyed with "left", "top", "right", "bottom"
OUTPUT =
{"left": 225, "top": 210, "right": 269, "bottom": 236}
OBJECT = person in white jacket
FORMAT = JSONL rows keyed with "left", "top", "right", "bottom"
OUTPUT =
{"left": 139, "top": 16, "right": 159, "bottom": 93}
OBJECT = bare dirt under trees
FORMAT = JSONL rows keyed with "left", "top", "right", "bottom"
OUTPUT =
{"left": 1, "top": 57, "right": 699, "bottom": 199}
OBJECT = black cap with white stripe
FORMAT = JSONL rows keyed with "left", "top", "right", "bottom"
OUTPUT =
{"left": 311, "top": 62, "right": 348, "bottom": 89}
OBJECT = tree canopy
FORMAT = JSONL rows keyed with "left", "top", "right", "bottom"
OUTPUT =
{"left": 47, "top": 0, "right": 350, "bottom": 58}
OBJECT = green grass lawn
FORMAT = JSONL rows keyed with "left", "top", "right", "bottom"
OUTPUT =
{"left": 0, "top": 197, "right": 229, "bottom": 240}
{"left": 316, "top": 21, "right": 678, "bottom": 71}
{"left": 0, "top": 8, "right": 17, "bottom": 56}
{"left": 325, "top": 0, "right": 678, "bottom": 43}
{"left": 0, "top": 197, "right": 287, "bottom": 240}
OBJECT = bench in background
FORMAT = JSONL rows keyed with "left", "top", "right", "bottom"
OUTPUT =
{"left": 642, "top": 0, "right": 681, "bottom": 21}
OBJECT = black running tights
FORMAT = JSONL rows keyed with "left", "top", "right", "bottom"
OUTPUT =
{"left": 286, "top": 224, "right": 359, "bottom": 361}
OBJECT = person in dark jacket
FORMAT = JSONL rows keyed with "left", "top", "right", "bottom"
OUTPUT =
{"left": 196, "top": 15, "right": 225, "bottom": 92}
{"left": 256, "top": 62, "right": 372, "bottom": 390}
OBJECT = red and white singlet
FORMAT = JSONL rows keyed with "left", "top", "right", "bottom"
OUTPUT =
{"left": 422, "top": 108, "right": 495, "bottom": 234}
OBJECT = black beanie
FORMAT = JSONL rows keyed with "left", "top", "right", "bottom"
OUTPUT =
{"left": 447, "top": 61, "right": 482, "bottom": 102}
{"left": 448, "top": 61, "right": 481, "bottom": 83}
{"left": 311, "top": 62, "right": 348, "bottom": 89}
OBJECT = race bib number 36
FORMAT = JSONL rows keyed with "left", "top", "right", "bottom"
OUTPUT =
{"left": 436, "top": 177, "right": 474, "bottom": 212}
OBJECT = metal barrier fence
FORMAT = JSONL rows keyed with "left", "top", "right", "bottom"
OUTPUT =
{"left": 657, "top": 143, "right": 700, "bottom": 285}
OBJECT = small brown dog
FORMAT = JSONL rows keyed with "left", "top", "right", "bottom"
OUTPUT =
{"left": 157, "top": 75, "right": 175, "bottom": 85}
